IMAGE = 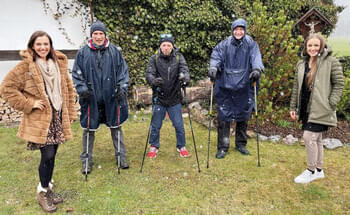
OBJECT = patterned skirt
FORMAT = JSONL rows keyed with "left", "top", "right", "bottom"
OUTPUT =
{"left": 27, "top": 110, "right": 65, "bottom": 150}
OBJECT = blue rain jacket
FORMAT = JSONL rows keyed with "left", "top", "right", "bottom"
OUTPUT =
{"left": 210, "top": 18, "right": 264, "bottom": 122}
{"left": 72, "top": 40, "right": 129, "bottom": 130}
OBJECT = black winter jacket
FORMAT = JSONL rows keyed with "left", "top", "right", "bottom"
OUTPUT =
{"left": 146, "top": 48, "right": 189, "bottom": 107}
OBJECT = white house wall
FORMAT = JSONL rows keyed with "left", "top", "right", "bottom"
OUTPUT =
{"left": 0, "top": 0, "right": 90, "bottom": 82}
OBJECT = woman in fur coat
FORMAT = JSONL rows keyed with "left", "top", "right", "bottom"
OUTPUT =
{"left": 0, "top": 31, "right": 77, "bottom": 212}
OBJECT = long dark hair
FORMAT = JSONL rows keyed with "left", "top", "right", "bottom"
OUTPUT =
{"left": 27, "top": 31, "right": 57, "bottom": 61}
{"left": 303, "top": 33, "right": 326, "bottom": 88}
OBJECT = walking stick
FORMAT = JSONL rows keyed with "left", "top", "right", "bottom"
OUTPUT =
{"left": 182, "top": 84, "right": 201, "bottom": 173}
{"left": 140, "top": 95, "right": 157, "bottom": 173}
{"left": 85, "top": 106, "right": 90, "bottom": 181}
{"left": 117, "top": 105, "right": 121, "bottom": 174}
{"left": 254, "top": 82, "right": 261, "bottom": 167}
{"left": 207, "top": 81, "right": 214, "bottom": 168}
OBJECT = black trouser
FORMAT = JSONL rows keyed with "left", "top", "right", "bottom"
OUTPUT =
{"left": 38, "top": 145, "right": 58, "bottom": 188}
{"left": 217, "top": 120, "right": 248, "bottom": 151}
{"left": 217, "top": 120, "right": 231, "bottom": 152}
{"left": 235, "top": 120, "right": 248, "bottom": 148}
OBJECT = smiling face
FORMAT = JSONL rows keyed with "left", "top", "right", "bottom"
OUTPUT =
{"left": 33, "top": 36, "right": 51, "bottom": 60}
{"left": 160, "top": 42, "right": 173, "bottom": 56}
{"left": 92, "top": 30, "right": 106, "bottom": 46}
{"left": 306, "top": 38, "right": 321, "bottom": 57}
{"left": 233, "top": 26, "right": 245, "bottom": 40}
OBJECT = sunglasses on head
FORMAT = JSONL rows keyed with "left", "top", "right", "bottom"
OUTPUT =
{"left": 160, "top": 33, "right": 173, "bottom": 38}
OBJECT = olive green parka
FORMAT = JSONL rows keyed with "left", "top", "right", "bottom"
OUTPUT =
{"left": 290, "top": 46, "right": 344, "bottom": 127}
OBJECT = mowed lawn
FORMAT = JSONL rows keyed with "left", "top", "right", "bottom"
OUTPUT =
{"left": 328, "top": 37, "right": 350, "bottom": 57}
{"left": 0, "top": 112, "right": 349, "bottom": 214}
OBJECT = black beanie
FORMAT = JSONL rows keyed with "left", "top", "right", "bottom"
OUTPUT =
{"left": 90, "top": 21, "right": 106, "bottom": 36}
{"left": 159, "top": 34, "right": 174, "bottom": 46}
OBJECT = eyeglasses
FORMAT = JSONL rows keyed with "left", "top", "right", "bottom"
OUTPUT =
{"left": 160, "top": 33, "right": 173, "bottom": 39}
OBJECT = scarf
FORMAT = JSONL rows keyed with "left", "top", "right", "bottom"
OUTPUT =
{"left": 36, "top": 58, "right": 62, "bottom": 112}
{"left": 90, "top": 39, "right": 108, "bottom": 50}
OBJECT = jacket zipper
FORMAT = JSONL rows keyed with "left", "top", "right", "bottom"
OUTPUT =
{"left": 168, "top": 67, "right": 170, "bottom": 80}
{"left": 297, "top": 63, "right": 304, "bottom": 115}
{"left": 307, "top": 57, "right": 322, "bottom": 120}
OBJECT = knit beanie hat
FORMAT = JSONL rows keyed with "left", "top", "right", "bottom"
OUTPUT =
{"left": 90, "top": 21, "right": 106, "bottom": 36}
{"left": 159, "top": 34, "right": 174, "bottom": 46}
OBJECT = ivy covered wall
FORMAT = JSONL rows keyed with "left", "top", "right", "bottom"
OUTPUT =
{"left": 76, "top": 0, "right": 345, "bottom": 119}
{"left": 82, "top": 0, "right": 341, "bottom": 84}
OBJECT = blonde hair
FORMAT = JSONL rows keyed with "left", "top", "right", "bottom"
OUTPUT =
{"left": 303, "top": 33, "right": 326, "bottom": 88}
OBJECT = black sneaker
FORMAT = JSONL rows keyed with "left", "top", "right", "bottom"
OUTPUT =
{"left": 235, "top": 146, "right": 250, "bottom": 155}
{"left": 215, "top": 150, "right": 227, "bottom": 159}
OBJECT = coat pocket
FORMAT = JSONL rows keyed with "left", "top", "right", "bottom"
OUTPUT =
{"left": 222, "top": 69, "right": 247, "bottom": 91}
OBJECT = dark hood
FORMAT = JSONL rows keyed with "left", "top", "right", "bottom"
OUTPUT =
{"left": 231, "top": 18, "right": 247, "bottom": 35}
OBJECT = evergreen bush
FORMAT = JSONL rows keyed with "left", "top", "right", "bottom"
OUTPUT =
{"left": 77, "top": 0, "right": 345, "bottom": 120}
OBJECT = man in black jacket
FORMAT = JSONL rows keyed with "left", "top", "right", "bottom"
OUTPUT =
{"left": 145, "top": 34, "right": 190, "bottom": 158}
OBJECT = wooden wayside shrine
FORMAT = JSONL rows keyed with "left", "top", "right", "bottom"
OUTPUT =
{"left": 294, "top": 7, "right": 334, "bottom": 39}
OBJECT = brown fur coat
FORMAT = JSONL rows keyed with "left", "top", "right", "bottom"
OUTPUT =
{"left": 0, "top": 50, "right": 77, "bottom": 144}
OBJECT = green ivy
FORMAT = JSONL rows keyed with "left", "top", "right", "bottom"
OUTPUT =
{"left": 337, "top": 68, "right": 350, "bottom": 120}
{"left": 340, "top": 56, "right": 350, "bottom": 72}
{"left": 246, "top": 2, "right": 303, "bottom": 122}
{"left": 78, "top": 0, "right": 345, "bottom": 120}
{"left": 87, "top": 0, "right": 341, "bottom": 85}
{"left": 89, "top": 0, "right": 229, "bottom": 86}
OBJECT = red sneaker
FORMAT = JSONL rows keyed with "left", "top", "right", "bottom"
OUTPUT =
{"left": 147, "top": 146, "right": 158, "bottom": 158}
{"left": 177, "top": 147, "right": 189, "bottom": 158}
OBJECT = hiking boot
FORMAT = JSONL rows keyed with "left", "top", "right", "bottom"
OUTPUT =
{"left": 81, "top": 162, "right": 92, "bottom": 174}
{"left": 117, "top": 158, "right": 129, "bottom": 169}
{"left": 48, "top": 188, "right": 63, "bottom": 204}
{"left": 38, "top": 182, "right": 63, "bottom": 205}
{"left": 177, "top": 147, "right": 189, "bottom": 158}
{"left": 215, "top": 150, "right": 227, "bottom": 159}
{"left": 294, "top": 169, "right": 316, "bottom": 184}
{"left": 235, "top": 146, "right": 250, "bottom": 155}
{"left": 147, "top": 146, "right": 158, "bottom": 158}
{"left": 37, "top": 189, "right": 57, "bottom": 213}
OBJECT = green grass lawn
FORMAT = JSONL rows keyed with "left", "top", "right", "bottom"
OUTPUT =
{"left": 0, "top": 112, "right": 349, "bottom": 214}
{"left": 327, "top": 37, "right": 350, "bottom": 57}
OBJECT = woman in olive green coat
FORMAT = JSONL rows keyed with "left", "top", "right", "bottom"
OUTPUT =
{"left": 290, "top": 33, "right": 344, "bottom": 184}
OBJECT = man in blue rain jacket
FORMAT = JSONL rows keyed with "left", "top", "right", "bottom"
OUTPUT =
{"left": 72, "top": 21, "right": 129, "bottom": 173}
{"left": 208, "top": 18, "right": 264, "bottom": 158}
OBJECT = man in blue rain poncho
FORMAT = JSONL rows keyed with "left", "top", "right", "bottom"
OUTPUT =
{"left": 72, "top": 21, "right": 129, "bottom": 173}
{"left": 208, "top": 18, "right": 264, "bottom": 159}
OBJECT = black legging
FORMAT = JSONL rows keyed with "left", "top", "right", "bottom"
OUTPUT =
{"left": 38, "top": 145, "right": 58, "bottom": 188}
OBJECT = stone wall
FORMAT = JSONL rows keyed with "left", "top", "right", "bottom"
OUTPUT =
{"left": 132, "top": 79, "right": 211, "bottom": 105}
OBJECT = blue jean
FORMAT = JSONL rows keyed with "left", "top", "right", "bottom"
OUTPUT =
{"left": 149, "top": 103, "right": 186, "bottom": 149}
